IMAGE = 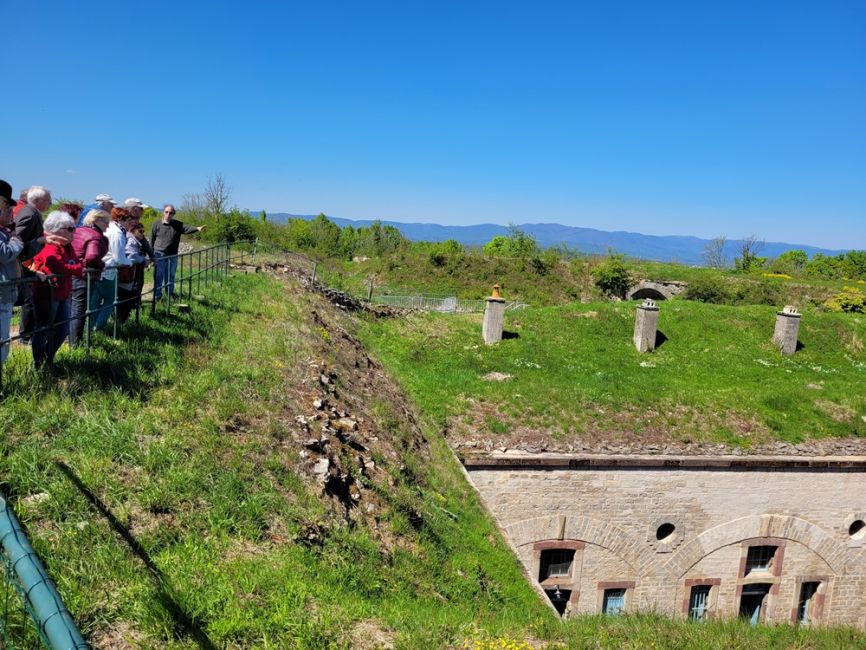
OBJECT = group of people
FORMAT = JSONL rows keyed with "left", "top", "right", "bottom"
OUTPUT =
{"left": 0, "top": 179, "right": 205, "bottom": 372}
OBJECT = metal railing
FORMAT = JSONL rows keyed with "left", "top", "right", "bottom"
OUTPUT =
{"left": 0, "top": 241, "right": 257, "bottom": 389}
{"left": 1, "top": 498, "right": 88, "bottom": 649}
{"left": 268, "top": 249, "right": 531, "bottom": 314}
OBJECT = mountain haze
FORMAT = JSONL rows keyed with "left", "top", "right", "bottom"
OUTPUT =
{"left": 258, "top": 213, "right": 844, "bottom": 265}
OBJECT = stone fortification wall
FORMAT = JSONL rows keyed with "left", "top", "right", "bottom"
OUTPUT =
{"left": 464, "top": 454, "right": 866, "bottom": 626}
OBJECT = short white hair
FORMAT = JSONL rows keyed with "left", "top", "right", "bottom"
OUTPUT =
{"left": 43, "top": 211, "right": 75, "bottom": 233}
{"left": 26, "top": 185, "right": 51, "bottom": 205}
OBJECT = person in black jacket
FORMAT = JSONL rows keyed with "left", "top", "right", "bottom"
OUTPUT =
{"left": 13, "top": 186, "right": 51, "bottom": 341}
{"left": 149, "top": 204, "right": 205, "bottom": 299}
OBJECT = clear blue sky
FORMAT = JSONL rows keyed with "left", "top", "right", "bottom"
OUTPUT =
{"left": 5, "top": 0, "right": 865, "bottom": 249}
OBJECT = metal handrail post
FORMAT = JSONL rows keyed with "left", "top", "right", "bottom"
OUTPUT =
{"left": 166, "top": 257, "right": 172, "bottom": 315}
{"left": 151, "top": 260, "right": 157, "bottom": 317}
{"left": 197, "top": 250, "right": 201, "bottom": 295}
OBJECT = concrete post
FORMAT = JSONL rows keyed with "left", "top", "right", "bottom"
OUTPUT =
{"left": 633, "top": 298, "right": 659, "bottom": 353}
{"left": 773, "top": 305, "right": 801, "bottom": 356}
{"left": 482, "top": 284, "right": 506, "bottom": 345}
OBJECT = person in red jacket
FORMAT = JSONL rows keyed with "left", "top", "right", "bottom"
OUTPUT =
{"left": 69, "top": 209, "right": 110, "bottom": 344}
{"left": 28, "top": 211, "right": 83, "bottom": 369}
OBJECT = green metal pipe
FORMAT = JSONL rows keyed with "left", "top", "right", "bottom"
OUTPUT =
{"left": 0, "top": 497, "right": 88, "bottom": 649}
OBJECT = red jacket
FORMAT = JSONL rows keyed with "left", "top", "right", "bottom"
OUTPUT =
{"left": 29, "top": 242, "right": 83, "bottom": 301}
{"left": 71, "top": 225, "right": 108, "bottom": 270}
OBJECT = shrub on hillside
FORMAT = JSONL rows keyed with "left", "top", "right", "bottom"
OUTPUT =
{"left": 683, "top": 276, "right": 731, "bottom": 304}
{"left": 824, "top": 287, "right": 866, "bottom": 313}
{"left": 428, "top": 239, "right": 464, "bottom": 267}
{"left": 592, "top": 253, "right": 632, "bottom": 298}
{"left": 734, "top": 279, "right": 785, "bottom": 306}
{"left": 211, "top": 209, "right": 257, "bottom": 244}
{"left": 483, "top": 226, "right": 539, "bottom": 259}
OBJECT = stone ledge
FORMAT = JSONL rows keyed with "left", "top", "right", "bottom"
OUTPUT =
{"left": 462, "top": 452, "right": 866, "bottom": 471}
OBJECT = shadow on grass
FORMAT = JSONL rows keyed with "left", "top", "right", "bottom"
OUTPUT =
{"left": 655, "top": 330, "right": 668, "bottom": 349}
{"left": 40, "top": 313, "right": 215, "bottom": 398}
{"left": 55, "top": 462, "right": 217, "bottom": 650}
{"left": 502, "top": 330, "right": 520, "bottom": 340}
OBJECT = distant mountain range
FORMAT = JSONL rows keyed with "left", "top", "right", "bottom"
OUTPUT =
{"left": 258, "top": 213, "right": 844, "bottom": 265}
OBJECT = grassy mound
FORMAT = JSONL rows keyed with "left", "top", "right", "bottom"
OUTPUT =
{"left": 358, "top": 301, "right": 866, "bottom": 447}
{"left": 1, "top": 272, "right": 864, "bottom": 648}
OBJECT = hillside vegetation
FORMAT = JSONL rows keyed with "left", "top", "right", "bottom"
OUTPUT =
{"left": 358, "top": 301, "right": 866, "bottom": 449}
{"left": 2, "top": 271, "right": 865, "bottom": 648}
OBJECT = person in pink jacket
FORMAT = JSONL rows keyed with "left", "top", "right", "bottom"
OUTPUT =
{"left": 69, "top": 209, "right": 110, "bottom": 344}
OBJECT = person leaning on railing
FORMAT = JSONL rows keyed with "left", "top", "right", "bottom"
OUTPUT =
{"left": 26, "top": 212, "right": 83, "bottom": 370}
{"left": 13, "top": 185, "right": 51, "bottom": 343}
{"left": 0, "top": 180, "right": 24, "bottom": 368}
{"left": 123, "top": 220, "right": 152, "bottom": 318}
{"left": 69, "top": 209, "right": 109, "bottom": 344}
{"left": 92, "top": 207, "right": 133, "bottom": 331}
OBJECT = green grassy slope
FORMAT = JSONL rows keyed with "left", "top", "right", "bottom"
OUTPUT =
{"left": 358, "top": 301, "right": 866, "bottom": 446}
{"left": 1, "top": 273, "right": 864, "bottom": 648}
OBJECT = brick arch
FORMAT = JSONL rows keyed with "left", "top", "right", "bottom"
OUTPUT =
{"left": 503, "top": 514, "right": 656, "bottom": 576}
{"left": 663, "top": 514, "right": 848, "bottom": 578}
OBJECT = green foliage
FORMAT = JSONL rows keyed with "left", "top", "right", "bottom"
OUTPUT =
{"left": 483, "top": 235, "right": 510, "bottom": 256}
{"left": 260, "top": 209, "right": 267, "bottom": 223}
{"left": 841, "top": 250, "right": 866, "bottom": 279}
{"left": 777, "top": 249, "right": 808, "bottom": 271}
{"left": 806, "top": 253, "right": 843, "bottom": 280}
{"left": 824, "top": 286, "right": 866, "bottom": 313}
{"left": 428, "top": 239, "right": 465, "bottom": 267}
{"left": 308, "top": 213, "right": 341, "bottom": 255}
{"left": 734, "top": 278, "right": 784, "bottom": 306}
{"left": 734, "top": 254, "right": 767, "bottom": 273}
{"left": 684, "top": 276, "right": 732, "bottom": 304}
{"left": 482, "top": 227, "right": 539, "bottom": 259}
{"left": 209, "top": 209, "right": 257, "bottom": 243}
{"left": 592, "top": 253, "right": 632, "bottom": 298}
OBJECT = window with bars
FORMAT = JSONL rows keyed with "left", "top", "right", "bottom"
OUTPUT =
{"left": 538, "top": 549, "right": 575, "bottom": 582}
{"left": 602, "top": 588, "right": 626, "bottom": 615}
{"left": 745, "top": 545, "right": 777, "bottom": 575}
{"left": 688, "top": 585, "right": 711, "bottom": 621}
{"left": 797, "top": 582, "right": 820, "bottom": 624}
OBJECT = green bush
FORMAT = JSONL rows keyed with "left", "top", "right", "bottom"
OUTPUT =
{"left": 211, "top": 209, "right": 257, "bottom": 244}
{"left": 734, "top": 279, "right": 785, "bottom": 306}
{"left": 824, "top": 286, "right": 866, "bottom": 313}
{"left": 592, "top": 253, "right": 632, "bottom": 298}
{"left": 683, "top": 276, "right": 731, "bottom": 304}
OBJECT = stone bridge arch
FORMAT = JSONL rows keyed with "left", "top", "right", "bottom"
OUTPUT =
{"left": 663, "top": 514, "right": 849, "bottom": 578}
{"left": 503, "top": 514, "right": 659, "bottom": 577}
{"left": 626, "top": 280, "right": 686, "bottom": 301}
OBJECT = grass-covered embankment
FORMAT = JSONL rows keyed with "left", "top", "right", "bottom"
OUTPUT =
{"left": 0, "top": 273, "right": 549, "bottom": 648}
{"left": 2, "top": 272, "right": 865, "bottom": 648}
{"left": 358, "top": 300, "right": 866, "bottom": 446}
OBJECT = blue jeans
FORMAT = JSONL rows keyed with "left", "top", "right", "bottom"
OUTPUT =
{"left": 0, "top": 303, "right": 11, "bottom": 366}
{"left": 154, "top": 252, "right": 178, "bottom": 299}
{"left": 92, "top": 277, "right": 117, "bottom": 331}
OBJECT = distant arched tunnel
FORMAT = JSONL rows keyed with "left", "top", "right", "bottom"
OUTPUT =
{"left": 630, "top": 288, "right": 668, "bottom": 301}
{"left": 626, "top": 280, "right": 686, "bottom": 301}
